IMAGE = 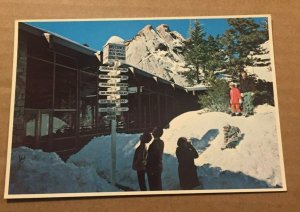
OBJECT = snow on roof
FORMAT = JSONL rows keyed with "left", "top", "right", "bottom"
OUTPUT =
{"left": 185, "top": 84, "right": 207, "bottom": 91}
{"left": 104, "top": 36, "right": 125, "bottom": 46}
{"left": 21, "top": 23, "right": 98, "bottom": 55}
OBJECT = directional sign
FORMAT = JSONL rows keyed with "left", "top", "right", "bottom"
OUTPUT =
{"left": 107, "top": 70, "right": 121, "bottom": 76}
{"left": 99, "top": 66, "right": 128, "bottom": 73}
{"left": 115, "top": 107, "right": 129, "bottom": 112}
{"left": 99, "top": 108, "right": 115, "bottom": 113}
{"left": 99, "top": 82, "right": 128, "bottom": 87}
{"left": 103, "top": 43, "right": 126, "bottom": 64}
{"left": 108, "top": 87, "right": 127, "bottom": 92}
{"left": 98, "top": 99, "right": 128, "bottom": 104}
{"left": 104, "top": 115, "right": 117, "bottom": 120}
{"left": 99, "top": 107, "right": 129, "bottom": 113}
{"left": 107, "top": 95, "right": 121, "bottom": 100}
{"left": 98, "top": 91, "right": 128, "bottom": 96}
{"left": 107, "top": 78, "right": 121, "bottom": 83}
{"left": 99, "top": 74, "right": 129, "bottom": 80}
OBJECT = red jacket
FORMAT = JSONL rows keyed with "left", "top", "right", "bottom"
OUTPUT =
{"left": 230, "top": 87, "right": 241, "bottom": 104}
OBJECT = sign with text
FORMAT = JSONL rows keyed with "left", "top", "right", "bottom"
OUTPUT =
{"left": 99, "top": 82, "right": 128, "bottom": 88}
{"left": 104, "top": 115, "right": 117, "bottom": 120}
{"left": 98, "top": 99, "right": 128, "bottom": 104}
{"left": 99, "top": 107, "right": 129, "bottom": 113}
{"left": 99, "top": 74, "right": 129, "bottom": 81}
{"left": 99, "top": 91, "right": 128, "bottom": 96}
{"left": 103, "top": 43, "right": 126, "bottom": 64}
{"left": 99, "top": 66, "right": 128, "bottom": 73}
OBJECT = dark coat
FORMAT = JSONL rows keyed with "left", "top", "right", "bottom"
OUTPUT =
{"left": 146, "top": 138, "right": 164, "bottom": 174}
{"left": 132, "top": 143, "right": 147, "bottom": 171}
{"left": 239, "top": 77, "right": 255, "bottom": 93}
{"left": 176, "top": 143, "right": 199, "bottom": 190}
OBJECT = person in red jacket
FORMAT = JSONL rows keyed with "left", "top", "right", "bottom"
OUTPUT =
{"left": 229, "top": 82, "right": 242, "bottom": 116}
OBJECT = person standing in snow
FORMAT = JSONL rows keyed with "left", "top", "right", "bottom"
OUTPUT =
{"left": 239, "top": 71, "right": 256, "bottom": 117}
{"left": 146, "top": 127, "right": 164, "bottom": 191}
{"left": 229, "top": 82, "right": 242, "bottom": 116}
{"left": 132, "top": 132, "right": 152, "bottom": 191}
{"left": 176, "top": 137, "right": 200, "bottom": 190}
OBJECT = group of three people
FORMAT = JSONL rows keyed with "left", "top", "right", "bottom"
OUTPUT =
{"left": 132, "top": 128, "right": 200, "bottom": 191}
{"left": 229, "top": 71, "right": 255, "bottom": 117}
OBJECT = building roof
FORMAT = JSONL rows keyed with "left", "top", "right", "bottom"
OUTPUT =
{"left": 20, "top": 22, "right": 98, "bottom": 56}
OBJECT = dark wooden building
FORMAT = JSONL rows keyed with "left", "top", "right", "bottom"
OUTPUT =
{"left": 12, "top": 23, "right": 200, "bottom": 159}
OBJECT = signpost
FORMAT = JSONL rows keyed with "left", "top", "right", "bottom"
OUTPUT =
{"left": 98, "top": 99, "right": 128, "bottom": 104}
{"left": 98, "top": 39, "right": 128, "bottom": 186}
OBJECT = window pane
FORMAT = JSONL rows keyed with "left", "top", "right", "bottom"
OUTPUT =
{"left": 25, "top": 58, "right": 53, "bottom": 109}
{"left": 53, "top": 111, "right": 75, "bottom": 137}
{"left": 54, "top": 66, "right": 77, "bottom": 109}
{"left": 80, "top": 72, "right": 97, "bottom": 133}
{"left": 25, "top": 110, "right": 37, "bottom": 137}
{"left": 40, "top": 113, "right": 50, "bottom": 139}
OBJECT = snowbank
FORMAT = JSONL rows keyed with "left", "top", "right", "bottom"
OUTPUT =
{"left": 68, "top": 104, "right": 282, "bottom": 190}
{"left": 162, "top": 104, "right": 282, "bottom": 187}
{"left": 9, "top": 147, "right": 119, "bottom": 194}
{"left": 68, "top": 134, "right": 147, "bottom": 190}
{"left": 10, "top": 104, "right": 282, "bottom": 194}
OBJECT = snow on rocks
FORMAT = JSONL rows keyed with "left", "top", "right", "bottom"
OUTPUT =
{"left": 125, "top": 24, "right": 189, "bottom": 86}
{"left": 9, "top": 147, "right": 119, "bottom": 194}
{"left": 105, "top": 35, "right": 125, "bottom": 45}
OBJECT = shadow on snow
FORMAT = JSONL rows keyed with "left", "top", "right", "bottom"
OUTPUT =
{"left": 191, "top": 129, "right": 219, "bottom": 153}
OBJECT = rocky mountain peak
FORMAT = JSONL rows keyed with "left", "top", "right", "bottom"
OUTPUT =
{"left": 125, "top": 24, "right": 189, "bottom": 86}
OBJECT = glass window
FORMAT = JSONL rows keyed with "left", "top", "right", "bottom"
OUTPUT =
{"left": 79, "top": 72, "right": 97, "bottom": 133}
{"left": 25, "top": 58, "right": 53, "bottom": 109}
{"left": 54, "top": 66, "right": 77, "bottom": 109}
{"left": 24, "top": 110, "right": 37, "bottom": 139}
{"left": 40, "top": 113, "right": 50, "bottom": 140}
{"left": 53, "top": 111, "right": 76, "bottom": 137}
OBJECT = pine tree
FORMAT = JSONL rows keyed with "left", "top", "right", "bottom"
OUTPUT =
{"left": 203, "top": 35, "right": 226, "bottom": 84}
{"left": 182, "top": 20, "right": 208, "bottom": 85}
{"left": 199, "top": 79, "right": 230, "bottom": 112}
{"left": 220, "top": 18, "right": 268, "bottom": 80}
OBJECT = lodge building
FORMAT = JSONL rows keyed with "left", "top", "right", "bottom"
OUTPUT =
{"left": 12, "top": 23, "right": 202, "bottom": 159}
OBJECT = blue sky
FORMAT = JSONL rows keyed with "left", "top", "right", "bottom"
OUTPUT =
{"left": 26, "top": 17, "right": 266, "bottom": 50}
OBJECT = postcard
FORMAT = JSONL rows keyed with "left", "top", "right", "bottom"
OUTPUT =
{"left": 4, "top": 15, "right": 286, "bottom": 199}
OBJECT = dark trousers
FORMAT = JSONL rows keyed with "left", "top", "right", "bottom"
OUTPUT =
{"left": 137, "top": 170, "right": 147, "bottom": 191}
{"left": 147, "top": 171, "right": 162, "bottom": 191}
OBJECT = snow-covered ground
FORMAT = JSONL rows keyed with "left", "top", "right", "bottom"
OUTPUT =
{"left": 9, "top": 147, "right": 119, "bottom": 194}
{"left": 162, "top": 104, "right": 282, "bottom": 188}
{"left": 9, "top": 104, "right": 283, "bottom": 194}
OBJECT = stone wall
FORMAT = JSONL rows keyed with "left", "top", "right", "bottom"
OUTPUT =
{"left": 12, "top": 39, "right": 27, "bottom": 146}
